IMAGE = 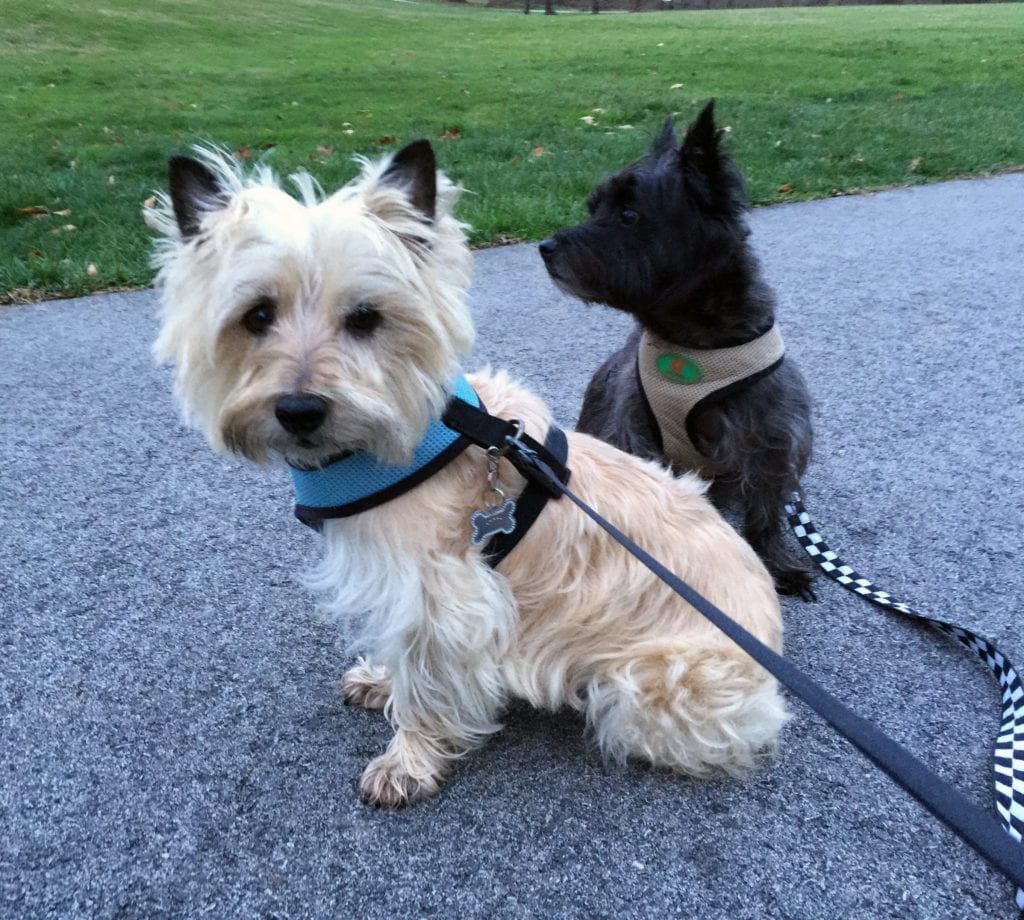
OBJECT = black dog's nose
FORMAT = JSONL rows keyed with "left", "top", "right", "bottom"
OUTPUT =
{"left": 538, "top": 238, "right": 557, "bottom": 260}
{"left": 275, "top": 394, "right": 328, "bottom": 436}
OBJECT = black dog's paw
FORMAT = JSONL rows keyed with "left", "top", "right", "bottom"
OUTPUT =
{"left": 773, "top": 565, "right": 818, "bottom": 602}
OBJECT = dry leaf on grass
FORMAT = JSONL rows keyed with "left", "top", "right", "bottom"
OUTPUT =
{"left": 17, "top": 206, "right": 50, "bottom": 216}
{"left": 777, "top": 183, "right": 794, "bottom": 194}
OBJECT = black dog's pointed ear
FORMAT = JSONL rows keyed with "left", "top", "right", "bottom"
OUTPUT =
{"left": 168, "top": 156, "right": 229, "bottom": 239}
{"left": 380, "top": 139, "right": 437, "bottom": 221}
{"left": 651, "top": 115, "right": 678, "bottom": 158}
{"left": 679, "top": 100, "right": 745, "bottom": 214}
{"left": 681, "top": 100, "right": 720, "bottom": 166}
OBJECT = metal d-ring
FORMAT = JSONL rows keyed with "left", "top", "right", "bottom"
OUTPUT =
{"left": 500, "top": 419, "right": 526, "bottom": 455}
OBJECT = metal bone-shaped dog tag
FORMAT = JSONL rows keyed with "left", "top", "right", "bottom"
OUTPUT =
{"left": 470, "top": 498, "right": 517, "bottom": 546}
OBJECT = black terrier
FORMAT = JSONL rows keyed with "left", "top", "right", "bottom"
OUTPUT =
{"left": 539, "top": 101, "right": 815, "bottom": 599}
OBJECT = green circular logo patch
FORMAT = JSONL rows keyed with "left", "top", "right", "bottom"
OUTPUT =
{"left": 656, "top": 352, "right": 704, "bottom": 384}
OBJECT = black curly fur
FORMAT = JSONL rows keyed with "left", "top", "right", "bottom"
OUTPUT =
{"left": 540, "top": 101, "right": 816, "bottom": 599}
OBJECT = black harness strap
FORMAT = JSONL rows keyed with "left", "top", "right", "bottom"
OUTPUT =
{"left": 441, "top": 397, "right": 571, "bottom": 569}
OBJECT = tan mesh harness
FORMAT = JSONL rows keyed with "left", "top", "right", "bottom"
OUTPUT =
{"left": 636, "top": 325, "right": 785, "bottom": 475}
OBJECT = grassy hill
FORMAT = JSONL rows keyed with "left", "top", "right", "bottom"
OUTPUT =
{"left": 2, "top": 0, "right": 1022, "bottom": 301}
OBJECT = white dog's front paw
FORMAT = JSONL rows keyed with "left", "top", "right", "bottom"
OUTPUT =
{"left": 358, "top": 749, "right": 444, "bottom": 808}
{"left": 342, "top": 659, "right": 391, "bottom": 711}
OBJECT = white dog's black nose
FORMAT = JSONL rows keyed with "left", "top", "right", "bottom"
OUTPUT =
{"left": 275, "top": 394, "right": 328, "bottom": 436}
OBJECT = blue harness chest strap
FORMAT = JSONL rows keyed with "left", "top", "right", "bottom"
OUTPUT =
{"left": 289, "top": 377, "right": 571, "bottom": 570}
{"left": 290, "top": 375, "right": 481, "bottom": 525}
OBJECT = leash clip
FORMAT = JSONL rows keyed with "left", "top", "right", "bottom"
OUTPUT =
{"left": 495, "top": 419, "right": 525, "bottom": 457}
{"left": 502, "top": 425, "right": 563, "bottom": 498}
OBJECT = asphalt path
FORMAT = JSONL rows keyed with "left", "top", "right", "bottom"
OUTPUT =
{"left": 2, "top": 173, "right": 1023, "bottom": 919}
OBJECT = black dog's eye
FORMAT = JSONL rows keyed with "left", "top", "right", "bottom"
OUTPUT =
{"left": 621, "top": 208, "right": 639, "bottom": 226}
{"left": 241, "top": 297, "right": 277, "bottom": 336}
{"left": 345, "top": 303, "right": 382, "bottom": 337}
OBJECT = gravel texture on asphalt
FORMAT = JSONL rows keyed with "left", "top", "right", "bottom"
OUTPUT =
{"left": 2, "top": 173, "right": 1022, "bottom": 919}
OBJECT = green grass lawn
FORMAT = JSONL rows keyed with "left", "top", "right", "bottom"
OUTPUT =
{"left": 2, "top": 0, "right": 1022, "bottom": 302}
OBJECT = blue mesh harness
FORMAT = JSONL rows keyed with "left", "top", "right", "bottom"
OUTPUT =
{"left": 289, "top": 375, "right": 571, "bottom": 569}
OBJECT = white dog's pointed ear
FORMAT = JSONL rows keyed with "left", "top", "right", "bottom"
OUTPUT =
{"left": 651, "top": 115, "right": 678, "bottom": 158}
{"left": 380, "top": 139, "right": 437, "bottom": 221}
{"left": 168, "top": 156, "right": 230, "bottom": 239}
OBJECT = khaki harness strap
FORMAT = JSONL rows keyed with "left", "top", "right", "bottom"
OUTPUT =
{"left": 637, "top": 325, "right": 785, "bottom": 475}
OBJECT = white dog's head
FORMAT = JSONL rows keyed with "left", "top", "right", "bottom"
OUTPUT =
{"left": 150, "top": 140, "right": 474, "bottom": 468}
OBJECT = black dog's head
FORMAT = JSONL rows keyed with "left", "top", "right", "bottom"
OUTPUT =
{"left": 540, "top": 101, "right": 754, "bottom": 339}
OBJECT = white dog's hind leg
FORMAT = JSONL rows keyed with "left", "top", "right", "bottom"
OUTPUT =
{"left": 585, "top": 643, "right": 788, "bottom": 778}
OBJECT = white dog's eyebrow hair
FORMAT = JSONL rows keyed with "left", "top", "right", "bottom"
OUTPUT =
{"left": 230, "top": 280, "right": 275, "bottom": 303}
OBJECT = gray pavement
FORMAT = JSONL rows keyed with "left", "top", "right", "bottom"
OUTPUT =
{"left": 2, "top": 173, "right": 1023, "bottom": 919}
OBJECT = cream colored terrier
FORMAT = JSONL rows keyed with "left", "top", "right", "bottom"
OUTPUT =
{"left": 151, "top": 140, "right": 787, "bottom": 807}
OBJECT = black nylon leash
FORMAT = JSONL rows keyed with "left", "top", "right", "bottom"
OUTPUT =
{"left": 786, "top": 495, "right": 1024, "bottom": 911}
{"left": 468, "top": 427, "right": 1024, "bottom": 901}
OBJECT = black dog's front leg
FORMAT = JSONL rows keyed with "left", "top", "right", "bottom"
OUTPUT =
{"left": 711, "top": 473, "right": 815, "bottom": 600}
{"left": 710, "top": 449, "right": 815, "bottom": 600}
{"left": 743, "top": 499, "right": 817, "bottom": 601}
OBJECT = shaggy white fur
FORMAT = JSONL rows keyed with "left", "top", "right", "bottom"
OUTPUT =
{"left": 152, "top": 140, "right": 788, "bottom": 807}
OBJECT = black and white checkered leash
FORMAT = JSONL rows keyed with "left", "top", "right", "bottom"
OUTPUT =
{"left": 786, "top": 495, "right": 1024, "bottom": 911}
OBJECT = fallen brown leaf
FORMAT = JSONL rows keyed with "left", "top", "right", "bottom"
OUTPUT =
{"left": 376, "top": 135, "right": 396, "bottom": 146}
{"left": 17, "top": 206, "right": 50, "bottom": 216}
{"left": 777, "top": 183, "right": 794, "bottom": 194}
{"left": 441, "top": 126, "right": 462, "bottom": 141}
{"left": 142, "top": 196, "right": 157, "bottom": 209}
{"left": 316, "top": 144, "right": 334, "bottom": 156}
{"left": 235, "top": 145, "right": 252, "bottom": 160}
{"left": 532, "top": 146, "right": 546, "bottom": 157}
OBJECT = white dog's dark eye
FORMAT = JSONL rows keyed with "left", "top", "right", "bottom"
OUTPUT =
{"left": 242, "top": 298, "right": 277, "bottom": 336}
{"left": 621, "top": 208, "right": 639, "bottom": 226}
{"left": 345, "top": 303, "right": 382, "bottom": 337}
